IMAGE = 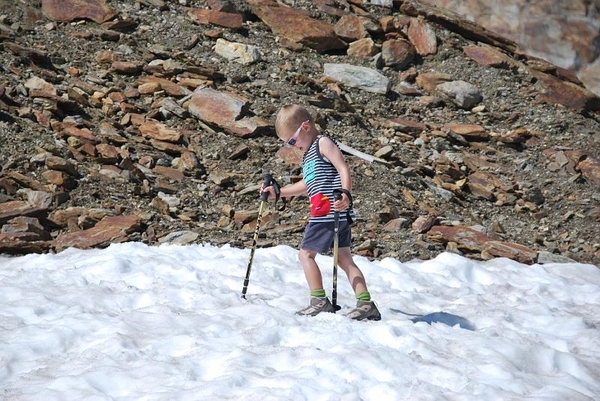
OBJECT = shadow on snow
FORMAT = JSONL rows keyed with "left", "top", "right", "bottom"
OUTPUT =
{"left": 391, "top": 309, "right": 476, "bottom": 331}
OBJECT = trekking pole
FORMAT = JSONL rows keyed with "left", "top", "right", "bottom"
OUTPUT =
{"left": 241, "top": 173, "right": 275, "bottom": 299}
{"left": 331, "top": 189, "right": 343, "bottom": 311}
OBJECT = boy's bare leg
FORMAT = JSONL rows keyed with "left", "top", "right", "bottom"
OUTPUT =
{"left": 337, "top": 247, "right": 368, "bottom": 294}
{"left": 295, "top": 248, "right": 337, "bottom": 316}
{"left": 338, "top": 247, "right": 381, "bottom": 320}
{"left": 298, "top": 248, "right": 324, "bottom": 290}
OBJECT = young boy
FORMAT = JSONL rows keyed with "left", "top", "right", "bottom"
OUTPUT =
{"left": 261, "top": 104, "right": 381, "bottom": 321}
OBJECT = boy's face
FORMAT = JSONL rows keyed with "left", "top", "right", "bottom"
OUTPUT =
{"left": 281, "top": 120, "right": 310, "bottom": 150}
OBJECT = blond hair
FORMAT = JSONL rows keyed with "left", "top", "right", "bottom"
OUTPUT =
{"left": 274, "top": 104, "right": 313, "bottom": 138}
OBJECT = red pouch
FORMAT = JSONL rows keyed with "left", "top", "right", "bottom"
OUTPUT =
{"left": 310, "top": 193, "right": 331, "bottom": 217}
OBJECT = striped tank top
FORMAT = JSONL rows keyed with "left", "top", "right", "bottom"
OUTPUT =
{"left": 302, "top": 135, "right": 355, "bottom": 223}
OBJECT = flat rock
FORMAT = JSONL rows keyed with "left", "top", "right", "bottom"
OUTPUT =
{"left": 41, "top": 0, "right": 117, "bottom": 24}
{"left": 248, "top": 0, "right": 346, "bottom": 53}
{"left": 55, "top": 214, "right": 142, "bottom": 251}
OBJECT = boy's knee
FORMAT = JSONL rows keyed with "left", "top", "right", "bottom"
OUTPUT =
{"left": 298, "top": 248, "right": 316, "bottom": 261}
{"left": 337, "top": 248, "right": 352, "bottom": 261}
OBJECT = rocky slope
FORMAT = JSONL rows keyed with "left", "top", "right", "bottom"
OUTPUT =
{"left": 1, "top": 0, "right": 599, "bottom": 266}
{"left": 421, "top": 0, "right": 600, "bottom": 97}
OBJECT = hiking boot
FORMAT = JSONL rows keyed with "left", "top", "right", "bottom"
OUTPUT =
{"left": 346, "top": 300, "right": 381, "bottom": 321}
{"left": 296, "top": 296, "right": 336, "bottom": 316}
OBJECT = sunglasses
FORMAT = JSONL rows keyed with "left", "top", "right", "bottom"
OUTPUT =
{"left": 286, "top": 120, "right": 309, "bottom": 146}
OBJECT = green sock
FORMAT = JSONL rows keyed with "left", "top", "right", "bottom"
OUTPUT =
{"left": 310, "top": 289, "right": 326, "bottom": 298}
{"left": 356, "top": 291, "right": 371, "bottom": 301}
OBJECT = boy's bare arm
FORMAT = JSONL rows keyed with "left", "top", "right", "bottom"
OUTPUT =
{"left": 281, "top": 180, "right": 307, "bottom": 197}
{"left": 261, "top": 179, "right": 307, "bottom": 201}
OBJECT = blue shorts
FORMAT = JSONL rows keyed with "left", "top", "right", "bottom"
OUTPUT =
{"left": 300, "top": 220, "right": 352, "bottom": 254}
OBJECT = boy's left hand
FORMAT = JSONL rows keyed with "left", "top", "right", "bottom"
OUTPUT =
{"left": 333, "top": 193, "right": 350, "bottom": 211}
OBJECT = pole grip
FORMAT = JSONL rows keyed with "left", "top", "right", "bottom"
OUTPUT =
{"left": 260, "top": 173, "right": 273, "bottom": 202}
